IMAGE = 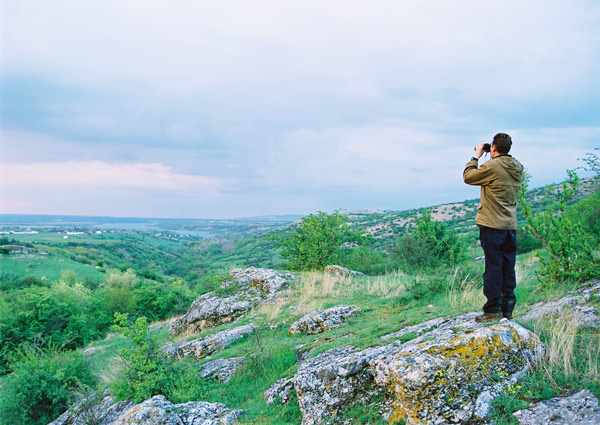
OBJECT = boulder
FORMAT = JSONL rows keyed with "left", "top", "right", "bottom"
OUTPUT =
{"left": 228, "top": 267, "right": 297, "bottom": 300}
{"left": 199, "top": 356, "right": 244, "bottom": 383}
{"left": 170, "top": 267, "right": 297, "bottom": 336}
{"left": 164, "top": 324, "right": 256, "bottom": 359}
{"left": 293, "top": 344, "right": 395, "bottom": 425}
{"left": 513, "top": 389, "right": 600, "bottom": 425}
{"left": 324, "top": 265, "right": 364, "bottom": 278}
{"left": 289, "top": 305, "right": 361, "bottom": 335}
{"left": 371, "top": 319, "right": 545, "bottom": 424}
{"left": 169, "top": 293, "right": 253, "bottom": 337}
{"left": 522, "top": 282, "right": 600, "bottom": 328}
{"left": 264, "top": 378, "right": 295, "bottom": 405}
{"left": 113, "top": 395, "right": 242, "bottom": 425}
{"left": 48, "top": 393, "right": 133, "bottom": 425}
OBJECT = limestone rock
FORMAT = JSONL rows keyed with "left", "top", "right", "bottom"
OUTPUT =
{"left": 169, "top": 293, "right": 253, "bottom": 337}
{"left": 293, "top": 344, "right": 395, "bottom": 425}
{"left": 199, "top": 356, "right": 244, "bottom": 383}
{"left": 113, "top": 395, "right": 242, "bottom": 425}
{"left": 324, "top": 265, "right": 364, "bottom": 278}
{"left": 381, "top": 317, "right": 446, "bottom": 341}
{"left": 165, "top": 325, "right": 256, "bottom": 359}
{"left": 264, "top": 378, "right": 295, "bottom": 405}
{"left": 289, "top": 305, "right": 361, "bottom": 335}
{"left": 48, "top": 393, "right": 133, "bottom": 425}
{"left": 513, "top": 389, "right": 600, "bottom": 425}
{"left": 170, "top": 267, "right": 297, "bottom": 336}
{"left": 522, "top": 282, "right": 600, "bottom": 328}
{"left": 371, "top": 319, "right": 545, "bottom": 424}
{"left": 228, "top": 266, "right": 297, "bottom": 300}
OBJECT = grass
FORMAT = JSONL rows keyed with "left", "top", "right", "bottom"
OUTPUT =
{"left": 51, "top": 249, "right": 600, "bottom": 425}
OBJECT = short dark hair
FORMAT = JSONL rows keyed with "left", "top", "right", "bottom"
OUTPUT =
{"left": 492, "top": 133, "right": 512, "bottom": 154}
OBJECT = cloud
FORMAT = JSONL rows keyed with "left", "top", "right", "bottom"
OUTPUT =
{"left": 1, "top": 161, "right": 227, "bottom": 192}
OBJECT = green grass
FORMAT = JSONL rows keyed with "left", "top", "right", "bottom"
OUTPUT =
{"left": 0, "top": 252, "right": 105, "bottom": 283}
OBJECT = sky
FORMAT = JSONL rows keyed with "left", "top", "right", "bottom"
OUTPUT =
{"left": 1, "top": 0, "right": 599, "bottom": 219}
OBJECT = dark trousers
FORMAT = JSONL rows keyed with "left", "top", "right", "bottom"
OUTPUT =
{"left": 479, "top": 226, "right": 517, "bottom": 315}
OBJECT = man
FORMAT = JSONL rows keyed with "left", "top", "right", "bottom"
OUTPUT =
{"left": 463, "top": 133, "right": 524, "bottom": 322}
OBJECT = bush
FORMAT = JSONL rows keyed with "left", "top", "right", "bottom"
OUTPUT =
{"left": 281, "top": 211, "right": 358, "bottom": 270}
{"left": 518, "top": 170, "right": 600, "bottom": 286}
{"left": 111, "top": 313, "right": 170, "bottom": 402}
{"left": 396, "top": 210, "right": 467, "bottom": 270}
{"left": 0, "top": 346, "right": 96, "bottom": 425}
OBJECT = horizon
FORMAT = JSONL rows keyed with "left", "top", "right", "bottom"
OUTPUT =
{"left": 1, "top": 1, "right": 599, "bottom": 218}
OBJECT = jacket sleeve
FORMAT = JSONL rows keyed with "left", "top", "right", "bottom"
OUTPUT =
{"left": 463, "top": 159, "right": 494, "bottom": 186}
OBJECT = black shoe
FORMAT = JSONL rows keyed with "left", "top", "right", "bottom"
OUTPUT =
{"left": 475, "top": 312, "right": 502, "bottom": 323}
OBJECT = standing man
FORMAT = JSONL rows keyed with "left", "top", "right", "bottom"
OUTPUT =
{"left": 463, "top": 133, "right": 524, "bottom": 322}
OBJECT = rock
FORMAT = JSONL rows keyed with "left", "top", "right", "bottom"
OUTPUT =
{"left": 170, "top": 267, "right": 297, "bottom": 336}
{"left": 289, "top": 305, "right": 361, "bottom": 335}
{"left": 228, "top": 267, "right": 297, "bottom": 300}
{"left": 264, "top": 378, "right": 295, "bottom": 405}
{"left": 324, "top": 265, "right": 364, "bottom": 278}
{"left": 113, "top": 395, "right": 243, "bottom": 425}
{"left": 165, "top": 324, "right": 256, "bottom": 359}
{"left": 169, "top": 293, "right": 253, "bottom": 337}
{"left": 522, "top": 282, "right": 600, "bottom": 328}
{"left": 513, "top": 389, "right": 600, "bottom": 425}
{"left": 381, "top": 317, "right": 446, "bottom": 341}
{"left": 48, "top": 393, "right": 133, "bottom": 425}
{"left": 371, "top": 319, "right": 545, "bottom": 424}
{"left": 199, "top": 356, "right": 244, "bottom": 383}
{"left": 293, "top": 344, "right": 395, "bottom": 425}
{"left": 0, "top": 244, "right": 31, "bottom": 254}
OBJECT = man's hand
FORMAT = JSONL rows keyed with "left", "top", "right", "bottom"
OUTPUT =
{"left": 473, "top": 143, "right": 486, "bottom": 159}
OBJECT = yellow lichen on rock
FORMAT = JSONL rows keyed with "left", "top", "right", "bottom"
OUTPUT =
{"left": 372, "top": 321, "right": 544, "bottom": 424}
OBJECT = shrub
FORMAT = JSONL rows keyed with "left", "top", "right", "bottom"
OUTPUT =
{"left": 111, "top": 313, "right": 170, "bottom": 402}
{"left": 0, "top": 346, "right": 95, "bottom": 425}
{"left": 396, "top": 210, "right": 467, "bottom": 270}
{"left": 518, "top": 170, "right": 600, "bottom": 286}
{"left": 281, "top": 211, "right": 357, "bottom": 270}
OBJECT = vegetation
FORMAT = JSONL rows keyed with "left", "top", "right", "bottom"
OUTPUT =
{"left": 0, "top": 160, "right": 599, "bottom": 425}
{"left": 518, "top": 168, "right": 600, "bottom": 287}
{"left": 0, "top": 345, "right": 96, "bottom": 425}
{"left": 281, "top": 211, "right": 363, "bottom": 270}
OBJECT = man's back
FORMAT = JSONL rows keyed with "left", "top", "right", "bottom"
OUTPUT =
{"left": 464, "top": 155, "right": 523, "bottom": 230}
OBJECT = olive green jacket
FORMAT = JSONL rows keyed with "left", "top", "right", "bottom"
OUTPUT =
{"left": 463, "top": 155, "right": 524, "bottom": 230}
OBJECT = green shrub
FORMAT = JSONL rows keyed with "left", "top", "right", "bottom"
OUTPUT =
{"left": 518, "top": 170, "right": 600, "bottom": 286}
{"left": 0, "top": 346, "right": 96, "bottom": 425}
{"left": 281, "top": 211, "right": 357, "bottom": 270}
{"left": 396, "top": 210, "right": 467, "bottom": 270}
{"left": 110, "top": 313, "right": 170, "bottom": 402}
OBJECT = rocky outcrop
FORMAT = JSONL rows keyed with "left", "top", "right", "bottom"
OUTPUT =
{"left": 288, "top": 305, "right": 361, "bottom": 335}
{"left": 513, "top": 389, "right": 600, "bottom": 425}
{"left": 48, "top": 393, "right": 133, "bottom": 425}
{"left": 113, "top": 395, "right": 242, "bottom": 425}
{"left": 169, "top": 293, "right": 253, "bottom": 336}
{"left": 372, "top": 319, "right": 544, "bottom": 424}
{"left": 199, "top": 356, "right": 244, "bottom": 383}
{"left": 324, "top": 265, "right": 364, "bottom": 278}
{"left": 522, "top": 281, "right": 600, "bottom": 328}
{"left": 291, "top": 313, "right": 544, "bottom": 425}
{"left": 170, "top": 267, "right": 297, "bottom": 336}
{"left": 228, "top": 267, "right": 297, "bottom": 300}
{"left": 293, "top": 345, "right": 394, "bottom": 425}
{"left": 264, "top": 378, "right": 295, "bottom": 405}
{"left": 164, "top": 324, "right": 256, "bottom": 359}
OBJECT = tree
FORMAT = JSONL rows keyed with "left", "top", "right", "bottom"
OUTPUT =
{"left": 281, "top": 211, "right": 351, "bottom": 270}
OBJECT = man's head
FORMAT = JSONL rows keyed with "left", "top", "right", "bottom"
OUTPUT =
{"left": 492, "top": 133, "right": 512, "bottom": 155}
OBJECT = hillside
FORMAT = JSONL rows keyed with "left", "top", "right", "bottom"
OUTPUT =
{"left": 0, "top": 176, "right": 598, "bottom": 425}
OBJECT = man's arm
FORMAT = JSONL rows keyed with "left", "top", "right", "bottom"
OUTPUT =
{"left": 463, "top": 159, "right": 494, "bottom": 186}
